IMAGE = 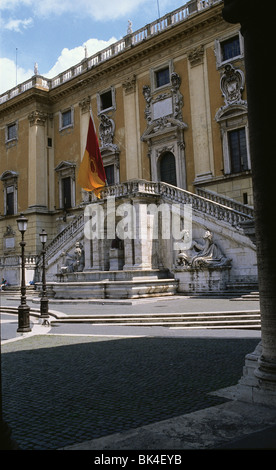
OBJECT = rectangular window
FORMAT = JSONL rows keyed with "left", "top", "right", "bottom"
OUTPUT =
{"left": 228, "top": 128, "right": 248, "bottom": 173}
{"left": 61, "top": 110, "right": 72, "bottom": 128}
{"left": 100, "top": 90, "right": 113, "bottom": 111}
{"left": 6, "top": 186, "right": 14, "bottom": 215}
{"left": 62, "top": 177, "right": 72, "bottom": 209}
{"left": 105, "top": 164, "right": 115, "bottom": 186}
{"left": 7, "top": 123, "right": 17, "bottom": 141}
{"left": 221, "top": 35, "right": 241, "bottom": 61}
{"left": 155, "top": 67, "right": 170, "bottom": 88}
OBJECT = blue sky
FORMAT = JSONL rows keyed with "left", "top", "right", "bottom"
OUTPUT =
{"left": 0, "top": 0, "right": 190, "bottom": 94}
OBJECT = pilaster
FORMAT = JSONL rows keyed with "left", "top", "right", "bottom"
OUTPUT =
{"left": 122, "top": 75, "right": 141, "bottom": 180}
{"left": 188, "top": 46, "right": 214, "bottom": 183}
{"left": 27, "top": 111, "right": 48, "bottom": 208}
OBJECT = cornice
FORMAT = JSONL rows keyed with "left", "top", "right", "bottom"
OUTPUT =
{"left": 0, "top": 88, "right": 49, "bottom": 117}
{"left": 49, "top": 5, "right": 224, "bottom": 102}
{"left": 1, "top": 3, "right": 224, "bottom": 109}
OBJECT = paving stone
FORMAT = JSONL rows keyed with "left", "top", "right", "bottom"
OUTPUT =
{"left": 1, "top": 334, "right": 259, "bottom": 450}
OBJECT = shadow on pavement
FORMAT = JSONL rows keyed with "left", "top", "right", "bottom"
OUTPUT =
{"left": 2, "top": 335, "right": 259, "bottom": 450}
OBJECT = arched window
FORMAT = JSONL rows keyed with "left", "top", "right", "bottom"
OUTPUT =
{"left": 159, "top": 152, "right": 177, "bottom": 186}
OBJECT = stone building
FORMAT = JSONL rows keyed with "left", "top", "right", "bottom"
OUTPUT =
{"left": 0, "top": 0, "right": 257, "bottom": 294}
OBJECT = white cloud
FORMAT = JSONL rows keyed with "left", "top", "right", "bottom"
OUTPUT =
{"left": 44, "top": 37, "right": 118, "bottom": 78}
{"left": 0, "top": 58, "right": 33, "bottom": 94}
{"left": 0, "top": 37, "right": 118, "bottom": 93}
{"left": 0, "top": 0, "right": 150, "bottom": 21}
{"left": 4, "top": 17, "right": 33, "bottom": 32}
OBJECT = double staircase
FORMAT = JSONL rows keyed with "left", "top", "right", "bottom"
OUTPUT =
{"left": 39, "top": 180, "right": 257, "bottom": 300}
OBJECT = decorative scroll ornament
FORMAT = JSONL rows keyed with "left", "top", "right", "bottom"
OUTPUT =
{"left": 99, "top": 114, "right": 118, "bottom": 151}
{"left": 220, "top": 64, "right": 245, "bottom": 106}
{"left": 142, "top": 72, "right": 183, "bottom": 125}
{"left": 28, "top": 111, "right": 48, "bottom": 126}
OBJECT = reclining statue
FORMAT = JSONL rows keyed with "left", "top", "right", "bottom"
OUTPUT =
{"left": 60, "top": 241, "right": 85, "bottom": 273}
{"left": 177, "top": 230, "right": 230, "bottom": 268}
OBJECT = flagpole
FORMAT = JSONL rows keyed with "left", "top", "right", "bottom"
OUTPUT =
{"left": 157, "top": 0, "right": 160, "bottom": 18}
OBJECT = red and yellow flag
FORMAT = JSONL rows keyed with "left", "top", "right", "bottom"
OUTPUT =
{"left": 77, "top": 115, "right": 106, "bottom": 198}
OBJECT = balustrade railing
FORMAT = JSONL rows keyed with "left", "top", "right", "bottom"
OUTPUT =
{"left": 0, "top": 0, "right": 222, "bottom": 105}
{"left": 44, "top": 212, "right": 84, "bottom": 262}
{"left": 196, "top": 187, "right": 254, "bottom": 217}
{"left": 43, "top": 176, "right": 252, "bottom": 266}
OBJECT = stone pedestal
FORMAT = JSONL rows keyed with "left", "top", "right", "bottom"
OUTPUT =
{"left": 174, "top": 266, "right": 231, "bottom": 294}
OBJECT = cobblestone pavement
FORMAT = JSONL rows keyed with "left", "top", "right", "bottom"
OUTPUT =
{"left": 1, "top": 324, "right": 260, "bottom": 450}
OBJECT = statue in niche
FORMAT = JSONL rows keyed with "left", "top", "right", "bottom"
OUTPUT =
{"left": 60, "top": 242, "right": 85, "bottom": 273}
{"left": 177, "top": 230, "right": 230, "bottom": 268}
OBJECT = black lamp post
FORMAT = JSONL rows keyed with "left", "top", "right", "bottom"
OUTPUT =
{"left": 39, "top": 229, "right": 49, "bottom": 319}
{"left": 16, "top": 213, "right": 31, "bottom": 333}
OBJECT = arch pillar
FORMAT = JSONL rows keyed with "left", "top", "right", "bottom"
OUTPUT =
{"left": 223, "top": 0, "right": 276, "bottom": 406}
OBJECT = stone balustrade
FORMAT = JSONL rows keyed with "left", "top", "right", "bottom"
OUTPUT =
{"left": 196, "top": 187, "right": 254, "bottom": 217}
{"left": 42, "top": 178, "right": 253, "bottom": 268}
{"left": 0, "top": 0, "right": 222, "bottom": 105}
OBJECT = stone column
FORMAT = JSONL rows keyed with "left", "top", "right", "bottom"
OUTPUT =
{"left": 223, "top": 0, "right": 276, "bottom": 405}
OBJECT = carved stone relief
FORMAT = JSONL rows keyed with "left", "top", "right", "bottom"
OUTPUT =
{"left": 220, "top": 64, "right": 246, "bottom": 107}
{"left": 28, "top": 111, "right": 48, "bottom": 127}
{"left": 122, "top": 75, "right": 136, "bottom": 95}
{"left": 99, "top": 114, "right": 118, "bottom": 151}
{"left": 79, "top": 96, "right": 91, "bottom": 114}
{"left": 142, "top": 72, "right": 183, "bottom": 124}
{"left": 188, "top": 45, "right": 204, "bottom": 67}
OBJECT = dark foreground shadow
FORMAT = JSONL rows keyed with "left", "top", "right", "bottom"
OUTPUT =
{"left": 2, "top": 335, "right": 259, "bottom": 450}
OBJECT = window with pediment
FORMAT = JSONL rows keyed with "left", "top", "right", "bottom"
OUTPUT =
{"left": 0, "top": 170, "right": 18, "bottom": 215}
{"left": 55, "top": 161, "right": 76, "bottom": 209}
{"left": 215, "top": 64, "right": 250, "bottom": 175}
{"left": 141, "top": 71, "right": 188, "bottom": 190}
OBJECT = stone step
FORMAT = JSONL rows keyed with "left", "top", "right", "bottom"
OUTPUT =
{"left": 49, "top": 311, "right": 260, "bottom": 329}
{"left": 0, "top": 307, "right": 260, "bottom": 329}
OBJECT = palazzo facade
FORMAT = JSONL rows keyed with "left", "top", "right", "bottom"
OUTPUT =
{"left": 0, "top": 0, "right": 254, "bottom": 286}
